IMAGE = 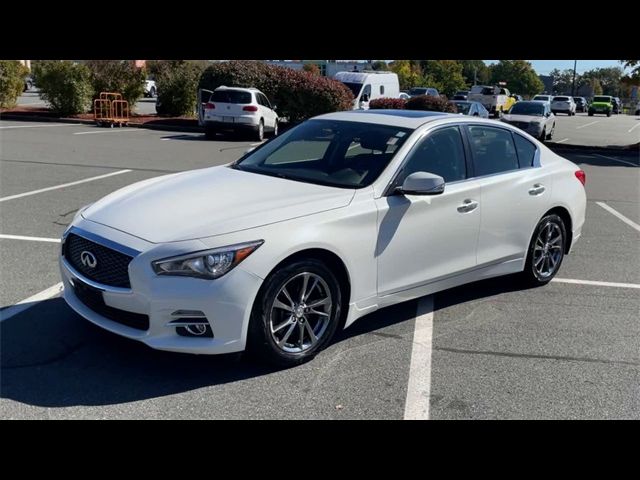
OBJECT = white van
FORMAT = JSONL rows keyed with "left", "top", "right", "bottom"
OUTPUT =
{"left": 334, "top": 71, "right": 400, "bottom": 110}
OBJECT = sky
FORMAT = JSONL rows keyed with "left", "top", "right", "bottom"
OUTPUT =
{"left": 485, "top": 60, "right": 625, "bottom": 75}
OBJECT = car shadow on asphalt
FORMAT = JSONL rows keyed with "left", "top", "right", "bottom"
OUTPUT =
{"left": 0, "top": 275, "right": 535, "bottom": 408}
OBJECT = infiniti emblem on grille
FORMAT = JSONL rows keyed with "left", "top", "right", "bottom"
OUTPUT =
{"left": 80, "top": 251, "right": 97, "bottom": 268}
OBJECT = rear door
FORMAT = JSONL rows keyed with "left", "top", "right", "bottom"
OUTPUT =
{"left": 465, "top": 124, "right": 553, "bottom": 265}
{"left": 197, "top": 89, "right": 213, "bottom": 126}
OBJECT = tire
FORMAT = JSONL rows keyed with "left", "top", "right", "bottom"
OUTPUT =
{"left": 272, "top": 119, "right": 278, "bottom": 137}
{"left": 588, "top": 111, "right": 594, "bottom": 116}
{"left": 255, "top": 119, "right": 264, "bottom": 141}
{"left": 546, "top": 123, "right": 554, "bottom": 140}
{"left": 539, "top": 128, "right": 546, "bottom": 142}
{"left": 150, "top": 86, "right": 157, "bottom": 98}
{"left": 520, "top": 214, "right": 567, "bottom": 287}
{"left": 204, "top": 127, "right": 217, "bottom": 140}
{"left": 606, "top": 110, "right": 611, "bottom": 117}
{"left": 247, "top": 259, "right": 343, "bottom": 367}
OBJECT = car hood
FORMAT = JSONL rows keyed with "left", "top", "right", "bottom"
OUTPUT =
{"left": 503, "top": 114, "right": 545, "bottom": 123}
{"left": 82, "top": 166, "right": 356, "bottom": 243}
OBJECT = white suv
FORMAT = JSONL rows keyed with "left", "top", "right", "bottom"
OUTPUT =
{"left": 203, "top": 86, "right": 278, "bottom": 141}
{"left": 551, "top": 96, "right": 576, "bottom": 116}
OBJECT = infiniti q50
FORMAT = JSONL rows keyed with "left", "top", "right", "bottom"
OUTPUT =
{"left": 60, "top": 110, "right": 586, "bottom": 366}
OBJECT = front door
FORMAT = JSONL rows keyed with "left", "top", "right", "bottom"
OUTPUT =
{"left": 376, "top": 125, "right": 481, "bottom": 295}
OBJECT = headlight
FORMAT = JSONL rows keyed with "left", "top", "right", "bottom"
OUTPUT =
{"left": 152, "top": 240, "right": 264, "bottom": 279}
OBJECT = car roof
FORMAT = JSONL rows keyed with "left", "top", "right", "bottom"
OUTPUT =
{"left": 214, "top": 86, "right": 260, "bottom": 92}
{"left": 314, "top": 109, "right": 465, "bottom": 128}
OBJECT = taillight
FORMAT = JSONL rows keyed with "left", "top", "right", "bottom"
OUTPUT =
{"left": 205, "top": 102, "right": 215, "bottom": 109}
{"left": 575, "top": 170, "right": 586, "bottom": 186}
{"left": 243, "top": 105, "right": 258, "bottom": 112}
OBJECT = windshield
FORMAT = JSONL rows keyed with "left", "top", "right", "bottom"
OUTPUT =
{"left": 340, "top": 82, "right": 363, "bottom": 97}
{"left": 533, "top": 96, "right": 550, "bottom": 101}
{"left": 509, "top": 102, "right": 545, "bottom": 116}
{"left": 453, "top": 102, "right": 471, "bottom": 114}
{"left": 211, "top": 90, "right": 252, "bottom": 103}
{"left": 593, "top": 96, "right": 610, "bottom": 103}
{"left": 233, "top": 119, "right": 413, "bottom": 188}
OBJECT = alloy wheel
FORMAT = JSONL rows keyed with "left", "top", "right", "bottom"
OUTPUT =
{"left": 533, "top": 222, "right": 564, "bottom": 278}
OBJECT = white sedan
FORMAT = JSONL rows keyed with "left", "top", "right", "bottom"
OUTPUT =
{"left": 59, "top": 110, "right": 587, "bottom": 366}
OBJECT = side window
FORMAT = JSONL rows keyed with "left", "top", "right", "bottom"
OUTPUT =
{"left": 261, "top": 93, "right": 272, "bottom": 109}
{"left": 380, "top": 85, "right": 385, "bottom": 95}
{"left": 513, "top": 133, "right": 536, "bottom": 168}
{"left": 401, "top": 126, "right": 467, "bottom": 183}
{"left": 467, "top": 126, "right": 519, "bottom": 176}
{"left": 254, "top": 93, "right": 264, "bottom": 106}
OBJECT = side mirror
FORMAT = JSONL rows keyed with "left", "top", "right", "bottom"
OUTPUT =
{"left": 272, "top": 105, "right": 277, "bottom": 111}
{"left": 397, "top": 172, "right": 445, "bottom": 196}
{"left": 361, "top": 93, "right": 370, "bottom": 103}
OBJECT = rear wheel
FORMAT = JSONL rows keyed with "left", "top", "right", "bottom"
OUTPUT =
{"left": 247, "top": 259, "right": 342, "bottom": 367}
{"left": 606, "top": 110, "right": 611, "bottom": 117}
{"left": 521, "top": 214, "right": 566, "bottom": 286}
{"left": 255, "top": 120, "right": 264, "bottom": 141}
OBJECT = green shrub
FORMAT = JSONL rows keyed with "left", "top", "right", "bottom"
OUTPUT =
{"left": 155, "top": 61, "right": 207, "bottom": 117}
{"left": 405, "top": 94, "right": 457, "bottom": 113}
{"left": 0, "top": 60, "right": 29, "bottom": 108}
{"left": 32, "top": 61, "right": 93, "bottom": 116}
{"left": 369, "top": 97, "right": 407, "bottom": 109}
{"left": 85, "top": 60, "right": 146, "bottom": 108}
{"left": 199, "top": 61, "right": 353, "bottom": 123}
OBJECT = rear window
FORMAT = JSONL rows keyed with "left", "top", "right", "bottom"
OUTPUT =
{"left": 211, "top": 90, "right": 252, "bottom": 104}
{"left": 513, "top": 134, "right": 536, "bottom": 168}
{"left": 554, "top": 96, "right": 569, "bottom": 102}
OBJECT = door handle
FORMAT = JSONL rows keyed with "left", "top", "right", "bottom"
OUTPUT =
{"left": 528, "top": 184, "right": 546, "bottom": 196}
{"left": 457, "top": 199, "right": 479, "bottom": 213}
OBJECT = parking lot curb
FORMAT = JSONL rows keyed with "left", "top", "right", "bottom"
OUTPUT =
{"left": 0, "top": 113, "right": 204, "bottom": 134}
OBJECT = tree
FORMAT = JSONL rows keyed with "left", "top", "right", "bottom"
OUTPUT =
{"left": 489, "top": 60, "right": 544, "bottom": 96}
{"left": 581, "top": 67, "right": 624, "bottom": 95}
{"left": 302, "top": 63, "right": 321, "bottom": 76}
{"left": 459, "top": 60, "right": 490, "bottom": 86}
{"left": 420, "top": 60, "right": 467, "bottom": 97}
{"left": 371, "top": 60, "right": 389, "bottom": 71}
{"left": 621, "top": 60, "right": 639, "bottom": 82}
{"left": 549, "top": 68, "right": 579, "bottom": 95}
{"left": 389, "top": 60, "right": 423, "bottom": 90}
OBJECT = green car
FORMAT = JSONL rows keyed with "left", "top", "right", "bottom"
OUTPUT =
{"left": 588, "top": 95, "right": 613, "bottom": 117}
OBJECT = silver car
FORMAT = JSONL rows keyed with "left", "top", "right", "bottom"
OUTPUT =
{"left": 501, "top": 101, "right": 556, "bottom": 141}
{"left": 451, "top": 100, "right": 489, "bottom": 118}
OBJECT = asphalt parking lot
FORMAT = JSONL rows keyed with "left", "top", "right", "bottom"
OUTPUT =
{"left": 549, "top": 111, "right": 640, "bottom": 148}
{"left": 1, "top": 119, "right": 638, "bottom": 419}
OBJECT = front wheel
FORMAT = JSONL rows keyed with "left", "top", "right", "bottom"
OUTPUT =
{"left": 539, "top": 128, "right": 546, "bottom": 142}
{"left": 521, "top": 214, "right": 566, "bottom": 286}
{"left": 248, "top": 259, "right": 342, "bottom": 367}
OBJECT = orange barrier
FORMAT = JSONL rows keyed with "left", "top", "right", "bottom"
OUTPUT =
{"left": 93, "top": 92, "right": 129, "bottom": 127}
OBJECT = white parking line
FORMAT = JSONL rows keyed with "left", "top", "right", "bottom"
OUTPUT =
{"left": 0, "top": 234, "right": 61, "bottom": 243}
{"left": 0, "top": 123, "right": 81, "bottom": 130}
{"left": 404, "top": 296, "right": 434, "bottom": 420}
{"left": 576, "top": 121, "right": 600, "bottom": 129}
{"left": 593, "top": 153, "right": 639, "bottom": 168}
{"left": 73, "top": 129, "right": 144, "bottom": 135}
{"left": 0, "top": 169, "right": 131, "bottom": 203}
{"left": 552, "top": 278, "right": 640, "bottom": 289}
{"left": 628, "top": 123, "right": 640, "bottom": 133}
{"left": 596, "top": 201, "right": 640, "bottom": 232}
{"left": 0, "top": 283, "right": 64, "bottom": 323}
{"left": 556, "top": 138, "right": 570, "bottom": 143}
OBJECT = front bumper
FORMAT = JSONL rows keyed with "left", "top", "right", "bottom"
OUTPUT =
{"left": 59, "top": 224, "right": 264, "bottom": 355}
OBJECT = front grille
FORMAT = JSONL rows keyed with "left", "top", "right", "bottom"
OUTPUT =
{"left": 73, "top": 279, "right": 149, "bottom": 331}
{"left": 64, "top": 233, "right": 132, "bottom": 288}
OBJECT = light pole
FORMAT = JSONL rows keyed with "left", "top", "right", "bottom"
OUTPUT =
{"left": 571, "top": 60, "right": 577, "bottom": 97}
